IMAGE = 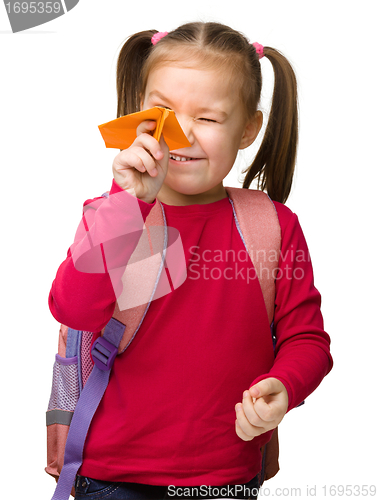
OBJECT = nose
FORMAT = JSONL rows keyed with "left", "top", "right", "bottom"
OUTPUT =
{"left": 176, "top": 115, "right": 195, "bottom": 146}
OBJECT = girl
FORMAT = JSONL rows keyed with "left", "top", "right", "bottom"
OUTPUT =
{"left": 48, "top": 21, "right": 333, "bottom": 500}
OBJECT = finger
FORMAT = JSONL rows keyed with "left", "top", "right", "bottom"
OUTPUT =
{"left": 134, "top": 133, "right": 164, "bottom": 161}
{"left": 241, "top": 391, "right": 266, "bottom": 428}
{"left": 136, "top": 120, "right": 156, "bottom": 136}
{"left": 121, "top": 148, "right": 158, "bottom": 176}
{"left": 235, "top": 418, "right": 254, "bottom": 442}
{"left": 253, "top": 393, "right": 288, "bottom": 423}
{"left": 249, "top": 378, "right": 281, "bottom": 399}
{"left": 249, "top": 379, "right": 288, "bottom": 422}
{"left": 235, "top": 402, "right": 265, "bottom": 439}
{"left": 253, "top": 397, "right": 278, "bottom": 423}
{"left": 159, "top": 132, "right": 169, "bottom": 154}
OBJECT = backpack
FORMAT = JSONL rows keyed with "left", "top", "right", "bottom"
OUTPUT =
{"left": 46, "top": 186, "right": 281, "bottom": 500}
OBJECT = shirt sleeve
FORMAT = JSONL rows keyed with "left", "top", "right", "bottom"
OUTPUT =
{"left": 250, "top": 202, "right": 333, "bottom": 412}
{"left": 48, "top": 180, "right": 157, "bottom": 332}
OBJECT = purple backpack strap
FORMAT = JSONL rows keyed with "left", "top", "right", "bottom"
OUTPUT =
{"left": 51, "top": 317, "right": 125, "bottom": 500}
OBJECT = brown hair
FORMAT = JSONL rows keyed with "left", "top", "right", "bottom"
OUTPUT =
{"left": 116, "top": 22, "right": 298, "bottom": 204}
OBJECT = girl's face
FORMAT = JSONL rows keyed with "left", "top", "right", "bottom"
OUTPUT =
{"left": 142, "top": 60, "right": 261, "bottom": 205}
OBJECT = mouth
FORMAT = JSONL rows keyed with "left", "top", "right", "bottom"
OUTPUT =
{"left": 169, "top": 154, "right": 197, "bottom": 162}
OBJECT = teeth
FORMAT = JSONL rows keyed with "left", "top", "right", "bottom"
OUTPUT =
{"left": 170, "top": 154, "right": 194, "bottom": 162}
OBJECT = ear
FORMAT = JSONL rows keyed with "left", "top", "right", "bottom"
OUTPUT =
{"left": 239, "top": 111, "right": 263, "bottom": 150}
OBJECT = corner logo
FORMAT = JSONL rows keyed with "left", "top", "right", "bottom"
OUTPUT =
{"left": 3, "top": 0, "right": 79, "bottom": 33}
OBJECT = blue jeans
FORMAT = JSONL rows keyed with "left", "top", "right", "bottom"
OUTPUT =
{"left": 74, "top": 474, "right": 260, "bottom": 499}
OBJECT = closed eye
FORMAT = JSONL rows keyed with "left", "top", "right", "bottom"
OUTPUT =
{"left": 157, "top": 105, "right": 172, "bottom": 111}
{"left": 198, "top": 118, "right": 216, "bottom": 123}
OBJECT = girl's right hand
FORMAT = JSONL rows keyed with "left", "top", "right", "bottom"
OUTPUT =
{"left": 112, "top": 120, "right": 169, "bottom": 203}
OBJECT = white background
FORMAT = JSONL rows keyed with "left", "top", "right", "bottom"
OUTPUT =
{"left": 1, "top": 1, "right": 377, "bottom": 498}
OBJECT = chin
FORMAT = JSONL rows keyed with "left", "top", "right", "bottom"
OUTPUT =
{"left": 164, "top": 179, "right": 209, "bottom": 197}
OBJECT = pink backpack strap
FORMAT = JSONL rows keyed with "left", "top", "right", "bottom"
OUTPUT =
{"left": 57, "top": 324, "right": 69, "bottom": 358}
{"left": 225, "top": 187, "right": 281, "bottom": 325}
{"left": 104, "top": 198, "right": 167, "bottom": 352}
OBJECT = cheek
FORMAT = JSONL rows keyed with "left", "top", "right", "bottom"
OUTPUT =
{"left": 200, "top": 128, "right": 233, "bottom": 155}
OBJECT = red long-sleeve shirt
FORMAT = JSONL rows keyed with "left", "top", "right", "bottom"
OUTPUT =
{"left": 49, "top": 180, "right": 332, "bottom": 486}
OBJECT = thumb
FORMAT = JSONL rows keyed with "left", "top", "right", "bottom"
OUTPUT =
{"left": 249, "top": 377, "right": 283, "bottom": 399}
{"left": 159, "top": 130, "right": 168, "bottom": 146}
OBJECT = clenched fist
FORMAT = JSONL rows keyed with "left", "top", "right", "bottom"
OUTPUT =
{"left": 235, "top": 378, "right": 289, "bottom": 441}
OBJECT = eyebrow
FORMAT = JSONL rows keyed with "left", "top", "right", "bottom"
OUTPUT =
{"left": 148, "top": 91, "right": 228, "bottom": 118}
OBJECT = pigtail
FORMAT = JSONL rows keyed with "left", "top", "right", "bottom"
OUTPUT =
{"left": 243, "top": 47, "right": 298, "bottom": 205}
{"left": 116, "top": 30, "right": 157, "bottom": 117}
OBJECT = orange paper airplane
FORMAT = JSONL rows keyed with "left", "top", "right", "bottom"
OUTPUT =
{"left": 98, "top": 107, "right": 191, "bottom": 151}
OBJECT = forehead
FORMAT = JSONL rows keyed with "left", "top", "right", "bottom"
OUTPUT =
{"left": 144, "top": 61, "right": 239, "bottom": 111}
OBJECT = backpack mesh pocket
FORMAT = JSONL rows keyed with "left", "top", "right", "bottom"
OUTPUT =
{"left": 80, "top": 331, "right": 94, "bottom": 388}
{"left": 47, "top": 354, "right": 80, "bottom": 412}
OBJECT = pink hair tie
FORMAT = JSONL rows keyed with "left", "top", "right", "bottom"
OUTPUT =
{"left": 252, "top": 42, "right": 264, "bottom": 59}
{"left": 151, "top": 31, "right": 169, "bottom": 45}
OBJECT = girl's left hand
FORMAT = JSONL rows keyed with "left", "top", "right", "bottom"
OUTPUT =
{"left": 235, "top": 378, "right": 289, "bottom": 441}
